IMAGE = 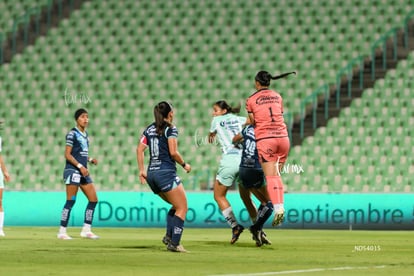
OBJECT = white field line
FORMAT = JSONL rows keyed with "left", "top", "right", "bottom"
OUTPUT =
{"left": 209, "top": 265, "right": 386, "bottom": 276}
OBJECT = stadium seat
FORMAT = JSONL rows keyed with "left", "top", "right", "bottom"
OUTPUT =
{"left": 1, "top": 0, "right": 414, "bottom": 190}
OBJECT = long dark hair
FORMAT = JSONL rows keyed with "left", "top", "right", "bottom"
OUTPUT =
{"left": 154, "top": 101, "right": 173, "bottom": 135}
{"left": 255, "top": 71, "right": 296, "bottom": 86}
{"left": 214, "top": 100, "right": 241, "bottom": 114}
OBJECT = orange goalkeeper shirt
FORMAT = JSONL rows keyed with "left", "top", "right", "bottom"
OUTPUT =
{"left": 245, "top": 88, "right": 288, "bottom": 140}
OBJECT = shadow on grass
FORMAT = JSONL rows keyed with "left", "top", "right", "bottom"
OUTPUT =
{"left": 118, "top": 245, "right": 160, "bottom": 250}
{"left": 201, "top": 240, "right": 276, "bottom": 250}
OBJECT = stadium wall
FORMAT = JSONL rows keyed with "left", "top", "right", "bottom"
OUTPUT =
{"left": 5, "top": 192, "right": 413, "bottom": 230}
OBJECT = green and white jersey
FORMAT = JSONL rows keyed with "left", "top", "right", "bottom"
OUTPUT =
{"left": 210, "top": 114, "right": 246, "bottom": 154}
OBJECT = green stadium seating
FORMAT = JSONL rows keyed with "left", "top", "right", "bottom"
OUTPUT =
{"left": 0, "top": 0, "right": 50, "bottom": 36}
{"left": 1, "top": 0, "right": 414, "bottom": 190}
{"left": 284, "top": 47, "right": 414, "bottom": 192}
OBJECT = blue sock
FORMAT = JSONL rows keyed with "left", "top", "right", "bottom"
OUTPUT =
{"left": 84, "top": 201, "right": 97, "bottom": 225}
{"left": 257, "top": 204, "right": 264, "bottom": 221}
{"left": 253, "top": 201, "right": 274, "bottom": 230}
{"left": 171, "top": 215, "right": 184, "bottom": 246}
{"left": 166, "top": 209, "right": 176, "bottom": 238}
{"left": 60, "top": 200, "right": 75, "bottom": 227}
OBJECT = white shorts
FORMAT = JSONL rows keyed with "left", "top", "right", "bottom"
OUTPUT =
{"left": 216, "top": 153, "right": 241, "bottom": 187}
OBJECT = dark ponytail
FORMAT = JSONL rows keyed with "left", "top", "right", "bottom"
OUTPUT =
{"left": 255, "top": 71, "right": 296, "bottom": 86}
{"left": 214, "top": 100, "right": 241, "bottom": 114}
{"left": 154, "top": 101, "right": 173, "bottom": 135}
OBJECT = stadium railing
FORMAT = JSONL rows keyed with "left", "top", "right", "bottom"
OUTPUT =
{"left": 370, "top": 27, "right": 399, "bottom": 80}
{"left": 1, "top": 0, "right": 77, "bottom": 64}
{"left": 404, "top": 10, "right": 414, "bottom": 48}
{"left": 335, "top": 55, "right": 365, "bottom": 108}
{"left": 298, "top": 84, "right": 329, "bottom": 139}
{"left": 295, "top": 9, "right": 414, "bottom": 141}
{"left": 11, "top": 7, "right": 42, "bottom": 54}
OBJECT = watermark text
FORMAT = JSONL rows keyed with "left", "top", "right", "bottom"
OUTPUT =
{"left": 64, "top": 88, "right": 91, "bottom": 106}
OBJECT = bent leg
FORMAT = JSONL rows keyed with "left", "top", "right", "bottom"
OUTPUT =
{"left": 161, "top": 185, "right": 188, "bottom": 246}
{"left": 214, "top": 180, "right": 237, "bottom": 228}
{"left": 213, "top": 179, "right": 230, "bottom": 211}
{"left": 238, "top": 184, "right": 257, "bottom": 223}
{"left": 249, "top": 186, "right": 273, "bottom": 230}
{"left": 161, "top": 184, "right": 187, "bottom": 220}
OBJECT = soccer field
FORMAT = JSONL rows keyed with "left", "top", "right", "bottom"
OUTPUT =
{"left": 0, "top": 227, "right": 412, "bottom": 276}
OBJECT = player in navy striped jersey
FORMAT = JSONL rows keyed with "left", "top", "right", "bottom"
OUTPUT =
{"left": 233, "top": 122, "right": 274, "bottom": 247}
{"left": 137, "top": 101, "right": 191, "bottom": 253}
{"left": 58, "top": 108, "right": 99, "bottom": 240}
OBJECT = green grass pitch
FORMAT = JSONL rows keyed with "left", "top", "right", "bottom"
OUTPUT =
{"left": 0, "top": 227, "right": 413, "bottom": 275}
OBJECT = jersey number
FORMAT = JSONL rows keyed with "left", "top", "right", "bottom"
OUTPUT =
{"left": 245, "top": 139, "right": 256, "bottom": 156}
{"left": 269, "top": 107, "right": 275, "bottom": 122}
{"left": 150, "top": 138, "right": 159, "bottom": 158}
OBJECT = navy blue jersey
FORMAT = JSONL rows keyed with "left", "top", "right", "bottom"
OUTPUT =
{"left": 65, "top": 127, "right": 89, "bottom": 170}
{"left": 240, "top": 125, "right": 261, "bottom": 169}
{"left": 140, "top": 123, "right": 178, "bottom": 171}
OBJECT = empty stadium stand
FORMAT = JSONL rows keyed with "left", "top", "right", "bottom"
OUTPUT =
{"left": 0, "top": 0, "right": 413, "bottom": 192}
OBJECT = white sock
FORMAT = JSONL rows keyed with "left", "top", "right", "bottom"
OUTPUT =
{"left": 274, "top": 204, "right": 284, "bottom": 213}
{"left": 0, "top": 212, "right": 4, "bottom": 229}
{"left": 59, "top": 226, "right": 67, "bottom": 234}
{"left": 82, "top": 223, "right": 91, "bottom": 232}
{"left": 222, "top": 207, "right": 238, "bottom": 228}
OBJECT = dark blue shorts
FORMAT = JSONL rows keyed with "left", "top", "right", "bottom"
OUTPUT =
{"left": 63, "top": 169, "right": 93, "bottom": 185}
{"left": 239, "top": 167, "right": 265, "bottom": 189}
{"left": 146, "top": 169, "right": 181, "bottom": 194}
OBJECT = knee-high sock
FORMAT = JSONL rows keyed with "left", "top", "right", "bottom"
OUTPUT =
{"left": 253, "top": 201, "right": 274, "bottom": 230}
{"left": 60, "top": 200, "right": 75, "bottom": 227}
{"left": 275, "top": 175, "right": 284, "bottom": 205}
{"left": 84, "top": 201, "right": 97, "bottom": 225}
{"left": 222, "top": 207, "right": 238, "bottom": 228}
{"left": 266, "top": 175, "right": 282, "bottom": 205}
{"left": 166, "top": 208, "right": 176, "bottom": 238}
{"left": 171, "top": 215, "right": 184, "bottom": 246}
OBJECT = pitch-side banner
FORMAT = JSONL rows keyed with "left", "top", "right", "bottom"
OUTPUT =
{"left": 4, "top": 192, "right": 414, "bottom": 229}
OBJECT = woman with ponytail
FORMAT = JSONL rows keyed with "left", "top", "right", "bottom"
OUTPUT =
{"left": 137, "top": 101, "right": 191, "bottom": 253}
{"left": 208, "top": 100, "right": 247, "bottom": 244}
{"left": 246, "top": 70, "right": 295, "bottom": 227}
{"left": 58, "top": 108, "right": 99, "bottom": 240}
